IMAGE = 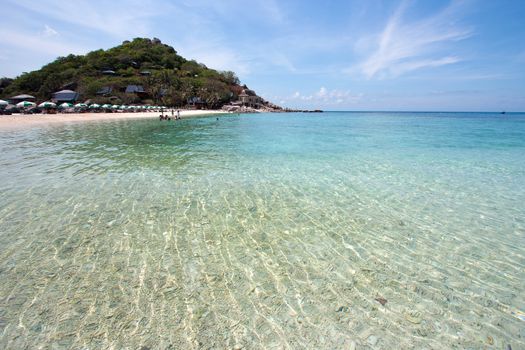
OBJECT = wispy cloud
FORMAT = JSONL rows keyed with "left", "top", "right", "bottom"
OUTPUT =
{"left": 6, "top": 0, "right": 173, "bottom": 39}
{"left": 178, "top": 43, "right": 252, "bottom": 75}
{"left": 352, "top": 0, "right": 472, "bottom": 79}
{"left": 41, "top": 24, "right": 58, "bottom": 38}
{"left": 0, "top": 28, "right": 90, "bottom": 57}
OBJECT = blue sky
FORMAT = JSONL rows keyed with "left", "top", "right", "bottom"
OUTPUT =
{"left": 1, "top": 0, "right": 524, "bottom": 111}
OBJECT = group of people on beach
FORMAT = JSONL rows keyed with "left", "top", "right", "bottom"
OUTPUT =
{"left": 159, "top": 109, "right": 180, "bottom": 121}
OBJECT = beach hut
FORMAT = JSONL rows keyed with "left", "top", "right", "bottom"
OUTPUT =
{"left": 125, "top": 85, "right": 147, "bottom": 98}
{"left": 9, "top": 94, "right": 36, "bottom": 104}
{"left": 96, "top": 86, "right": 113, "bottom": 96}
{"left": 187, "top": 96, "right": 205, "bottom": 109}
{"left": 52, "top": 90, "right": 79, "bottom": 103}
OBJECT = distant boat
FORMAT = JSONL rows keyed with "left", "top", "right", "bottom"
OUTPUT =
{"left": 501, "top": 111, "right": 506, "bottom": 114}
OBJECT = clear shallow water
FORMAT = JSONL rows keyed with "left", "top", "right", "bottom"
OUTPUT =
{"left": 0, "top": 112, "right": 524, "bottom": 349}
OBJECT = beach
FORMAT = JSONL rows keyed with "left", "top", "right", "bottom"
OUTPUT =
{"left": 0, "top": 109, "right": 227, "bottom": 130}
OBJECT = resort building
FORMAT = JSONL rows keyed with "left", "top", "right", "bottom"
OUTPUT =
{"left": 239, "top": 88, "right": 263, "bottom": 108}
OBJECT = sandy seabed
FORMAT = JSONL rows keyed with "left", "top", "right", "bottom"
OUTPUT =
{"left": 0, "top": 110, "right": 227, "bottom": 131}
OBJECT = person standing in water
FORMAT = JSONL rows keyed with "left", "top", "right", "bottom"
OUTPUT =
{"left": 177, "top": 110, "right": 180, "bottom": 119}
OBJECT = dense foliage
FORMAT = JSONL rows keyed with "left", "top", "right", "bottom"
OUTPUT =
{"left": 1, "top": 38, "right": 242, "bottom": 107}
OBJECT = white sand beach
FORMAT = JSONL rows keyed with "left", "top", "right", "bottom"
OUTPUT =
{"left": 0, "top": 109, "right": 228, "bottom": 130}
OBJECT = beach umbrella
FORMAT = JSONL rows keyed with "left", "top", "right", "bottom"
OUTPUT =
{"left": 38, "top": 101, "right": 56, "bottom": 108}
{"left": 0, "top": 99, "right": 8, "bottom": 107}
{"left": 101, "top": 104, "right": 112, "bottom": 109}
{"left": 119, "top": 105, "right": 128, "bottom": 110}
{"left": 75, "top": 103, "right": 88, "bottom": 108}
{"left": 59, "top": 102, "right": 73, "bottom": 108}
{"left": 89, "top": 103, "right": 100, "bottom": 109}
{"left": 16, "top": 101, "right": 36, "bottom": 108}
{"left": 111, "top": 104, "right": 120, "bottom": 109}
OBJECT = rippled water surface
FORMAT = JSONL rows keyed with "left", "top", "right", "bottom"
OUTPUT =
{"left": 1, "top": 112, "right": 524, "bottom": 349}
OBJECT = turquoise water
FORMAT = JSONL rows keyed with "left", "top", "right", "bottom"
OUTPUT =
{"left": 0, "top": 112, "right": 524, "bottom": 349}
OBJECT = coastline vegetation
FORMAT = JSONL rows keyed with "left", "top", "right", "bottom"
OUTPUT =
{"left": 0, "top": 38, "right": 244, "bottom": 108}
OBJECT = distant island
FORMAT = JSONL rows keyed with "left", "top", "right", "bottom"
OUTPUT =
{"left": 0, "top": 38, "right": 294, "bottom": 113}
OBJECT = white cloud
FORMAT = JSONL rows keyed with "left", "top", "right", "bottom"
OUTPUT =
{"left": 288, "top": 87, "right": 363, "bottom": 105}
{"left": 41, "top": 24, "right": 58, "bottom": 37}
{"left": 316, "top": 87, "right": 327, "bottom": 98}
{"left": 353, "top": 0, "right": 472, "bottom": 79}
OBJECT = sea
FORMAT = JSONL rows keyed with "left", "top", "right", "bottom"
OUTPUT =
{"left": 0, "top": 112, "right": 524, "bottom": 349}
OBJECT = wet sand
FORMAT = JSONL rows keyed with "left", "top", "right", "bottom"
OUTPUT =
{"left": 0, "top": 110, "right": 227, "bottom": 131}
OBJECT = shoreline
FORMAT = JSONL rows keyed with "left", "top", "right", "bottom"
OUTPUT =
{"left": 0, "top": 109, "right": 228, "bottom": 131}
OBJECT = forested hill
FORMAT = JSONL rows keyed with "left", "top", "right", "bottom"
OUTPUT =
{"left": 0, "top": 38, "right": 247, "bottom": 108}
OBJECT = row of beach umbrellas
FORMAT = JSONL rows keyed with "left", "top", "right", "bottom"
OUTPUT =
{"left": 0, "top": 99, "right": 167, "bottom": 110}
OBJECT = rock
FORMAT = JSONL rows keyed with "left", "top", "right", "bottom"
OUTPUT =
{"left": 375, "top": 297, "right": 387, "bottom": 306}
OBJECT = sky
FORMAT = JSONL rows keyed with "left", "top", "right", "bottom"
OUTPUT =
{"left": 1, "top": 0, "right": 524, "bottom": 111}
